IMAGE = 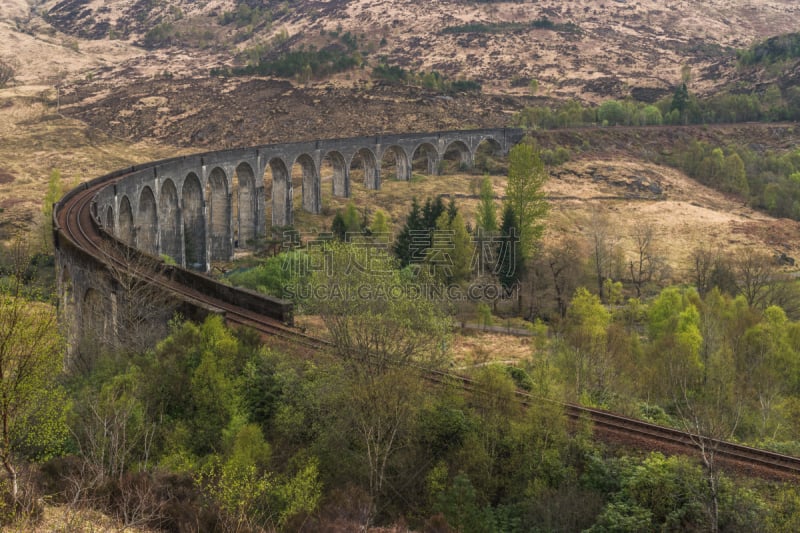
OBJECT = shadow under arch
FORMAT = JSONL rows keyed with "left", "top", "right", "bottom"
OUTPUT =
{"left": 267, "top": 157, "right": 292, "bottom": 229}
{"left": 118, "top": 195, "right": 134, "bottom": 246}
{"left": 473, "top": 137, "right": 505, "bottom": 174}
{"left": 293, "top": 154, "right": 320, "bottom": 215}
{"left": 381, "top": 145, "right": 411, "bottom": 181}
{"left": 138, "top": 186, "right": 158, "bottom": 256}
{"left": 103, "top": 205, "right": 114, "bottom": 233}
{"left": 351, "top": 147, "right": 380, "bottom": 190}
{"left": 159, "top": 178, "right": 181, "bottom": 264}
{"left": 322, "top": 150, "right": 349, "bottom": 199}
{"left": 411, "top": 142, "right": 440, "bottom": 175}
{"left": 181, "top": 172, "right": 206, "bottom": 270}
{"left": 442, "top": 140, "right": 472, "bottom": 172}
{"left": 207, "top": 167, "right": 232, "bottom": 261}
{"left": 234, "top": 162, "right": 257, "bottom": 248}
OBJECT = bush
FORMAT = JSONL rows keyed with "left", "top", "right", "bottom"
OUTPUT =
{"left": 0, "top": 58, "right": 17, "bottom": 88}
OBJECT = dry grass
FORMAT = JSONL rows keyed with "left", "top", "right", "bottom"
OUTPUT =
{"left": 2, "top": 0, "right": 797, "bottom": 104}
{"left": 282, "top": 153, "right": 800, "bottom": 280}
{"left": 0, "top": 88, "right": 184, "bottom": 244}
{"left": 294, "top": 314, "right": 534, "bottom": 371}
{"left": 7, "top": 504, "right": 157, "bottom": 533}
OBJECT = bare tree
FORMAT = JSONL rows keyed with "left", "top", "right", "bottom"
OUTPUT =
{"left": 733, "top": 249, "right": 774, "bottom": 308}
{"left": 545, "top": 237, "right": 584, "bottom": 318}
{"left": 76, "top": 239, "right": 178, "bottom": 368}
{"left": 587, "top": 209, "right": 619, "bottom": 302}
{"left": 691, "top": 245, "right": 716, "bottom": 297}
{"left": 345, "top": 369, "right": 421, "bottom": 524}
{"left": 670, "top": 347, "right": 741, "bottom": 533}
{"left": 0, "top": 57, "right": 17, "bottom": 88}
{"left": 628, "top": 223, "right": 667, "bottom": 297}
{"left": 70, "top": 380, "right": 163, "bottom": 528}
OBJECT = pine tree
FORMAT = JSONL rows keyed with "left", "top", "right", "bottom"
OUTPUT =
{"left": 394, "top": 197, "right": 423, "bottom": 266}
{"left": 671, "top": 83, "right": 690, "bottom": 123}
{"left": 475, "top": 175, "right": 497, "bottom": 233}
{"left": 429, "top": 210, "right": 474, "bottom": 285}
{"left": 422, "top": 196, "right": 446, "bottom": 232}
{"left": 370, "top": 209, "right": 391, "bottom": 236}
{"left": 446, "top": 197, "right": 458, "bottom": 223}
{"left": 497, "top": 203, "right": 524, "bottom": 290}
{"left": 342, "top": 202, "right": 362, "bottom": 235}
{"left": 331, "top": 212, "right": 347, "bottom": 241}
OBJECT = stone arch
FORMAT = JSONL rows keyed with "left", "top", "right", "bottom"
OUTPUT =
{"left": 412, "top": 142, "right": 440, "bottom": 175}
{"left": 81, "top": 287, "right": 106, "bottom": 342}
{"left": 351, "top": 147, "right": 380, "bottom": 190}
{"left": 182, "top": 172, "right": 206, "bottom": 270}
{"left": 294, "top": 154, "right": 320, "bottom": 214}
{"left": 104, "top": 206, "right": 114, "bottom": 233}
{"left": 118, "top": 195, "right": 134, "bottom": 245}
{"left": 442, "top": 140, "right": 472, "bottom": 171}
{"left": 267, "top": 158, "right": 292, "bottom": 228}
{"left": 322, "top": 150, "right": 349, "bottom": 198}
{"left": 207, "top": 167, "right": 231, "bottom": 261}
{"left": 234, "top": 162, "right": 257, "bottom": 248}
{"left": 159, "top": 179, "right": 181, "bottom": 264}
{"left": 381, "top": 145, "right": 411, "bottom": 181}
{"left": 473, "top": 137, "right": 503, "bottom": 173}
{"left": 137, "top": 186, "right": 158, "bottom": 255}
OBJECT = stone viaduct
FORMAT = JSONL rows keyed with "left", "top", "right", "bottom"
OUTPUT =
{"left": 55, "top": 128, "right": 524, "bottom": 347}
{"left": 91, "top": 128, "right": 523, "bottom": 271}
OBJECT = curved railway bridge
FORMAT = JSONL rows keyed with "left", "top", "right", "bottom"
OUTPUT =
{"left": 53, "top": 127, "right": 800, "bottom": 480}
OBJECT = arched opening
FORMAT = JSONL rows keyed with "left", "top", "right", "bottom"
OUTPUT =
{"left": 381, "top": 146, "right": 411, "bottom": 181}
{"left": 474, "top": 137, "right": 505, "bottom": 174}
{"left": 322, "top": 151, "right": 349, "bottom": 198}
{"left": 442, "top": 140, "right": 472, "bottom": 173}
{"left": 351, "top": 148, "right": 380, "bottom": 190}
{"left": 207, "top": 167, "right": 231, "bottom": 262}
{"left": 412, "top": 143, "right": 439, "bottom": 175}
{"left": 159, "top": 179, "right": 181, "bottom": 264}
{"left": 118, "top": 196, "right": 134, "bottom": 246}
{"left": 294, "top": 154, "right": 320, "bottom": 214}
{"left": 182, "top": 173, "right": 206, "bottom": 270}
{"left": 234, "top": 163, "right": 257, "bottom": 248}
{"left": 268, "top": 158, "right": 292, "bottom": 228}
{"left": 104, "top": 206, "right": 114, "bottom": 233}
{"left": 138, "top": 186, "right": 158, "bottom": 255}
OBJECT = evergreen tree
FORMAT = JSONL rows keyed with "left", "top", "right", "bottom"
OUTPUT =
{"left": 342, "top": 202, "right": 362, "bottom": 236}
{"left": 394, "top": 197, "right": 423, "bottom": 266}
{"left": 475, "top": 175, "right": 497, "bottom": 233}
{"left": 395, "top": 196, "right": 446, "bottom": 267}
{"left": 331, "top": 212, "right": 347, "bottom": 241}
{"left": 671, "top": 83, "right": 690, "bottom": 124}
{"left": 446, "top": 197, "right": 458, "bottom": 223}
{"left": 370, "top": 209, "right": 391, "bottom": 237}
{"left": 430, "top": 210, "right": 474, "bottom": 285}
{"left": 422, "top": 196, "right": 446, "bottom": 231}
{"left": 497, "top": 203, "right": 524, "bottom": 290}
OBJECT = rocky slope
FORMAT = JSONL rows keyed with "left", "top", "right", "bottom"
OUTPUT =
{"left": 37, "top": 0, "right": 800, "bottom": 100}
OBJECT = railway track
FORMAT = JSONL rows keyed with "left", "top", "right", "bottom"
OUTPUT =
{"left": 55, "top": 168, "right": 800, "bottom": 480}
{"left": 56, "top": 172, "right": 327, "bottom": 351}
